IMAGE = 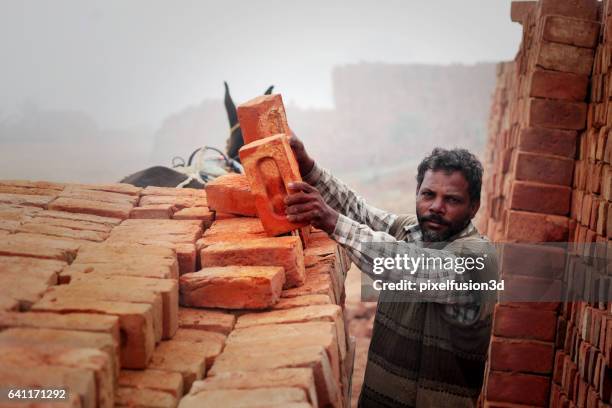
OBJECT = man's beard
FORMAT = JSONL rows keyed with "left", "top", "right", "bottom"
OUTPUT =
{"left": 416, "top": 212, "right": 471, "bottom": 243}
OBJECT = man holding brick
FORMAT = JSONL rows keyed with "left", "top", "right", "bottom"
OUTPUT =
{"left": 285, "top": 134, "right": 498, "bottom": 408}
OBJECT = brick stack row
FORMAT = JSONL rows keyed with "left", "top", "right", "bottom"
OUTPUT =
{"left": 477, "top": 1, "right": 604, "bottom": 407}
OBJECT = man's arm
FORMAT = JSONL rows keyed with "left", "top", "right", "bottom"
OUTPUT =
{"left": 289, "top": 134, "right": 397, "bottom": 233}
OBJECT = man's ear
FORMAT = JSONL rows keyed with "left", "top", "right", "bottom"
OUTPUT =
{"left": 469, "top": 199, "right": 481, "bottom": 219}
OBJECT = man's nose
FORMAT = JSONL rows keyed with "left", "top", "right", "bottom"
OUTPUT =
{"left": 429, "top": 197, "right": 445, "bottom": 214}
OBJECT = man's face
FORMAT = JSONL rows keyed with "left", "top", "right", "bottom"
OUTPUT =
{"left": 416, "top": 169, "right": 479, "bottom": 242}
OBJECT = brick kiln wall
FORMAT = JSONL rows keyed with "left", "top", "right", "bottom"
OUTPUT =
{"left": 478, "top": 1, "right": 611, "bottom": 407}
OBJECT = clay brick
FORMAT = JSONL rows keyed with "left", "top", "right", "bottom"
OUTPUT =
{"left": 0, "top": 326, "right": 118, "bottom": 376}
{"left": 509, "top": 181, "right": 571, "bottom": 215}
{"left": 205, "top": 174, "right": 257, "bottom": 216}
{"left": 36, "top": 210, "right": 122, "bottom": 226}
{"left": 60, "top": 187, "right": 138, "bottom": 206}
{"left": 0, "top": 233, "right": 80, "bottom": 262}
{"left": 493, "top": 305, "right": 557, "bottom": 341}
{"left": 0, "top": 363, "right": 94, "bottom": 407}
{"left": 129, "top": 204, "right": 174, "bottom": 219}
{"left": 209, "top": 346, "right": 340, "bottom": 407}
{"left": 0, "top": 311, "right": 120, "bottom": 348}
{"left": 0, "top": 272, "right": 53, "bottom": 310}
{"left": 272, "top": 294, "right": 333, "bottom": 310}
{"left": 0, "top": 333, "right": 115, "bottom": 408}
{"left": 29, "top": 216, "right": 114, "bottom": 233}
{"left": 180, "top": 266, "right": 285, "bottom": 309}
{"left": 17, "top": 222, "right": 108, "bottom": 242}
{"left": 138, "top": 195, "right": 208, "bottom": 210}
{"left": 198, "top": 217, "right": 267, "bottom": 249}
{"left": 538, "top": 42, "right": 595, "bottom": 79}
{"left": 68, "top": 273, "right": 179, "bottom": 340}
{"left": 511, "top": 1, "right": 535, "bottom": 23}
{"left": 505, "top": 210, "right": 569, "bottom": 242}
{"left": 527, "top": 98, "right": 587, "bottom": 131}
{"left": 74, "top": 243, "right": 178, "bottom": 276}
{"left": 501, "top": 243, "right": 566, "bottom": 280}
{"left": 46, "top": 284, "right": 165, "bottom": 343}
{"left": 49, "top": 197, "right": 133, "bottom": 219}
{"left": 62, "top": 262, "right": 177, "bottom": 283}
{"left": 148, "top": 337, "right": 223, "bottom": 392}
{"left": 0, "top": 295, "right": 18, "bottom": 311}
{"left": 201, "top": 236, "right": 306, "bottom": 288}
{"left": 236, "top": 304, "right": 346, "bottom": 361}
{"left": 140, "top": 186, "right": 201, "bottom": 197}
{"left": 237, "top": 94, "right": 291, "bottom": 145}
{"left": 178, "top": 308, "right": 235, "bottom": 335}
{"left": 282, "top": 270, "right": 337, "bottom": 304}
{"left": 70, "top": 182, "right": 141, "bottom": 196}
{"left": 529, "top": 69, "right": 589, "bottom": 102}
{"left": 172, "top": 207, "right": 214, "bottom": 227}
{"left": 171, "top": 328, "right": 226, "bottom": 345}
{"left": 239, "top": 134, "right": 307, "bottom": 236}
{"left": 514, "top": 151, "right": 574, "bottom": 185}
{"left": 541, "top": 16, "right": 600, "bottom": 48}
{"left": 486, "top": 371, "right": 550, "bottom": 406}
{"left": 179, "top": 388, "right": 309, "bottom": 408}
{"left": 115, "top": 387, "right": 177, "bottom": 408}
{"left": 537, "top": 0, "right": 599, "bottom": 21}
{"left": 190, "top": 368, "right": 317, "bottom": 407}
{"left": 490, "top": 336, "right": 555, "bottom": 374}
{"left": 0, "top": 256, "right": 65, "bottom": 285}
{"left": 119, "top": 369, "right": 184, "bottom": 398}
{"left": 227, "top": 321, "right": 341, "bottom": 384}
{"left": 0, "top": 193, "right": 54, "bottom": 208}
{"left": 602, "top": 166, "right": 612, "bottom": 201}
{"left": 32, "top": 295, "right": 156, "bottom": 369}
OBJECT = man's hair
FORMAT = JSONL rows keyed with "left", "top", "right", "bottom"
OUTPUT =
{"left": 416, "top": 147, "right": 483, "bottom": 203}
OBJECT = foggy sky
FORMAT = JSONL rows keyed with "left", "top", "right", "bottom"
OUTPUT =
{"left": 0, "top": 0, "right": 521, "bottom": 129}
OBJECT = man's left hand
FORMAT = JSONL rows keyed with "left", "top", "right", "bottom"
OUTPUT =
{"left": 285, "top": 182, "right": 339, "bottom": 235}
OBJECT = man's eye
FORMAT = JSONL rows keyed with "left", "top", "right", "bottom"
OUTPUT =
{"left": 422, "top": 191, "right": 433, "bottom": 197}
{"left": 447, "top": 197, "right": 460, "bottom": 204}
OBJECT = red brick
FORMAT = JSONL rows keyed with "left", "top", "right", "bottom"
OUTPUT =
{"left": 129, "top": 205, "right": 173, "bottom": 219}
{"left": 205, "top": 174, "right": 257, "bottom": 217}
{"left": 529, "top": 69, "right": 589, "bottom": 102}
{"left": 541, "top": 16, "right": 600, "bottom": 48}
{"left": 538, "top": 0, "right": 599, "bottom": 21}
{"left": 527, "top": 98, "right": 587, "bottom": 130}
{"left": 118, "top": 369, "right": 184, "bottom": 398}
{"left": 115, "top": 388, "right": 177, "bottom": 408}
{"left": 236, "top": 94, "right": 291, "bottom": 145}
{"left": 493, "top": 305, "right": 557, "bottom": 341}
{"left": 536, "top": 41, "right": 595, "bottom": 76}
{"left": 486, "top": 371, "right": 550, "bottom": 406}
{"left": 239, "top": 134, "right": 307, "bottom": 236}
{"left": 49, "top": 197, "right": 133, "bottom": 219}
{"left": 179, "top": 266, "right": 285, "bottom": 309}
{"left": 511, "top": 1, "right": 535, "bottom": 23}
{"left": 514, "top": 151, "right": 574, "bottom": 186}
{"left": 505, "top": 210, "right": 569, "bottom": 242}
{"left": 490, "top": 337, "right": 555, "bottom": 374}
{"left": 509, "top": 181, "right": 571, "bottom": 215}
{"left": 178, "top": 308, "right": 235, "bottom": 335}
{"left": 518, "top": 127, "right": 577, "bottom": 158}
{"left": 201, "top": 236, "right": 306, "bottom": 288}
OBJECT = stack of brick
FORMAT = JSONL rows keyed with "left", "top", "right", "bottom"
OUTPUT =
{"left": 479, "top": 1, "right": 612, "bottom": 407}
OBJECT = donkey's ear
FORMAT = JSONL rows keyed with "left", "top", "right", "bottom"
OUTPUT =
{"left": 224, "top": 81, "right": 238, "bottom": 125}
{"left": 264, "top": 85, "right": 274, "bottom": 95}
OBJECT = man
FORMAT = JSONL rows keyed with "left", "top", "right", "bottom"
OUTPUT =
{"left": 284, "top": 134, "right": 498, "bottom": 408}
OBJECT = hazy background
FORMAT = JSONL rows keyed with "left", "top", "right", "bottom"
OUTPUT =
{"left": 0, "top": 0, "right": 521, "bottom": 212}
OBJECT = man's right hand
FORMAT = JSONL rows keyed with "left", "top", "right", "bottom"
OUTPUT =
{"left": 288, "top": 131, "right": 315, "bottom": 177}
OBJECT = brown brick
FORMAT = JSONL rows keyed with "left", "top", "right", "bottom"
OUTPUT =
{"left": 541, "top": 15, "right": 600, "bottom": 48}
{"left": 537, "top": 0, "right": 599, "bottom": 21}
{"left": 0, "top": 193, "right": 54, "bottom": 208}
{"left": 129, "top": 204, "right": 174, "bottom": 219}
{"left": 536, "top": 41, "right": 595, "bottom": 76}
{"left": 180, "top": 388, "right": 309, "bottom": 408}
{"left": 0, "top": 361, "right": 96, "bottom": 408}
{"left": 178, "top": 307, "right": 235, "bottom": 335}
{"left": 119, "top": 369, "right": 184, "bottom": 398}
{"left": 505, "top": 210, "right": 569, "bottom": 242}
{"left": 172, "top": 207, "right": 214, "bottom": 228}
{"left": 490, "top": 337, "right": 555, "bottom": 374}
{"left": 529, "top": 69, "right": 589, "bottom": 102}
{"left": 493, "top": 305, "right": 557, "bottom": 341}
{"left": 140, "top": 186, "right": 201, "bottom": 197}
{"left": 115, "top": 387, "right": 177, "bottom": 408}
{"left": 29, "top": 216, "right": 114, "bottom": 233}
{"left": 49, "top": 197, "right": 132, "bottom": 219}
{"left": 0, "top": 255, "right": 65, "bottom": 285}
{"left": 527, "top": 98, "right": 587, "bottom": 131}
{"left": 61, "top": 186, "right": 138, "bottom": 206}
{"left": 0, "top": 233, "right": 80, "bottom": 262}
{"left": 272, "top": 294, "right": 333, "bottom": 310}
{"left": 511, "top": 1, "right": 535, "bottom": 23}
{"left": 201, "top": 236, "right": 306, "bottom": 288}
{"left": 38, "top": 210, "right": 122, "bottom": 226}
{"left": 16, "top": 222, "right": 109, "bottom": 242}
{"left": 180, "top": 266, "right": 285, "bottom": 309}
{"left": 138, "top": 194, "right": 208, "bottom": 210}
{"left": 514, "top": 151, "right": 574, "bottom": 186}
{"left": 509, "top": 181, "right": 571, "bottom": 215}
{"left": 32, "top": 295, "right": 156, "bottom": 369}
{"left": 205, "top": 174, "right": 257, "bottom": 216}
{"left": 486, "top": 370, "right": 550, "bottom": 406}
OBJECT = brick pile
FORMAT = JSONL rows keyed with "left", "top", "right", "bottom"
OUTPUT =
{"left": 0, "top": 94, "right": 353, "bottom": 407}
{"left": 479, "top": 0, "right": 611, "bottom": 406}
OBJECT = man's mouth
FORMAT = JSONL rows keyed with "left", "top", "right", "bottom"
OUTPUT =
{"left": 425, "top": 220, "right": 445, "bottom": 229}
